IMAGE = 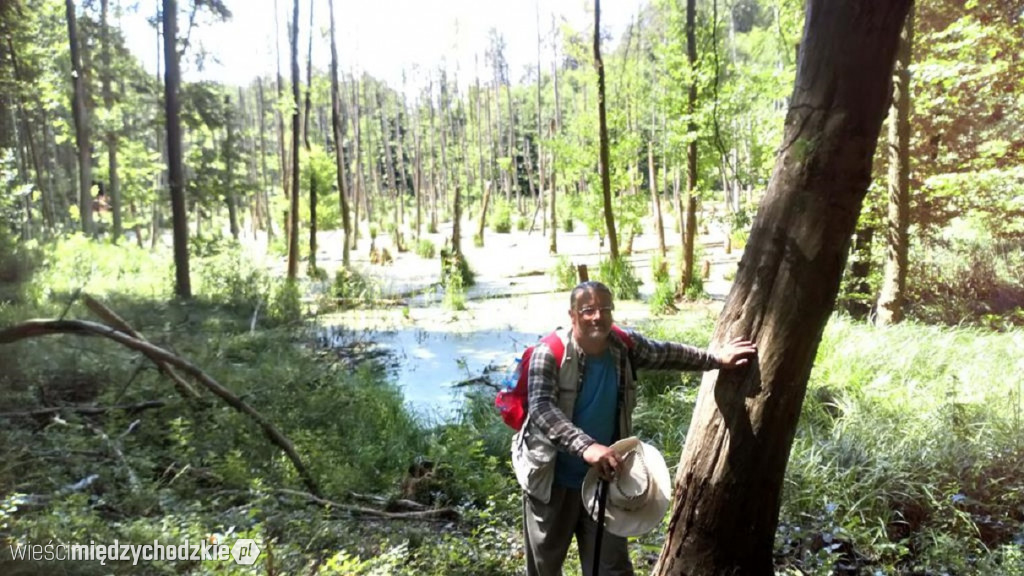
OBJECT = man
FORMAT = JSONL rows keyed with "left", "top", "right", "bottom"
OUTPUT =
{"left": 512, "top": 281, "right": 757, "bottom": 575}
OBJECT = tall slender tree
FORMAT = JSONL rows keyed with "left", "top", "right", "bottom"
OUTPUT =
{"left": 65, "top": 0, "right": 93, "bottom": 235}
{"left": 653, "top": 1, "right": 913, "bottom": 572}
{"left": 162, "top": 0, "right": 190, "bottom": 298}
{"left": 327, "top": 0, "right": 351, "bottom": 266}
{"left": 100, "top": 0, "right": 121, "bottom": 241}
{"left": 680, "top": 0, "right": 698, "bottom": 294}
{"left": 876, "top": 6, "right": 915, "bottom": 326}
{"left": 286, "top": 0, "right": 301, "bottom": 280}
{"left": 303, "top": 0, "right": 317, "bottom": 272}
{"left": 594, "top": 0, "right": 618, "bottom": 260}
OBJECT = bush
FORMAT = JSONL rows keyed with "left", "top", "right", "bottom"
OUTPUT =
{"left": 333, "top": 267, "right": 379, "bottom": 307}
{"left": 268, "top": 278, "right": 302, "bottom": 323}
{"left": 0, "top": 228, "right": 38, "bottom": 303}
{"left": 192, "top": 244, "right": 271, "bottom": 308}
{"left": 547, "top": 256, "right": 577, "bottom": 291}
{"left": 490, "top": 200, "right": 512, "bottom": 234}
{"left": 415, "top": 239, "right": 436, "bottom": 259}
{"left": 596, "top": 257, "right": 641, "bottom": 301}
{"left": 649, "top": 279, "right": 677, "bottom": 315}
{"left": 906, "top": 236, "right": 1024, "bottom": 329}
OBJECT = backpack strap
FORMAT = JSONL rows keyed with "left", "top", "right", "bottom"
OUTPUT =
{"left": 539, "top": 330, "right": 566, "bottom": 368}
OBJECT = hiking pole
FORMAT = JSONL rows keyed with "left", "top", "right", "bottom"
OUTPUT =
{"left": 592, "top": 478, "right": 609, "bottom": 576}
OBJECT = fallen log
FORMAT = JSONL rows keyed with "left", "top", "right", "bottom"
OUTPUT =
{"left": 274, "top": 488, "right": 460, "bottom": 522}
{"left": 0, "top": 318, "right": 322, "bottom": 498}
{"left": 0, "top": 400, "right": 166, "bottom": 419}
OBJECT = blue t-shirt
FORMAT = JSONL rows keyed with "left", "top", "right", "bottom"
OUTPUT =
{"left": 554, "top": 351, "right": 618, "bottom": 489}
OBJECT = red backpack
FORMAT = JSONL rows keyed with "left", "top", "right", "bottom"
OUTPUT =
{"left": 495, "top": 326, "right": 635, "bottom": 431}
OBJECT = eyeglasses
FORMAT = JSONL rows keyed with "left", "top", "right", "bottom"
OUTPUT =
{"left": 576, "top": 305, "right": 614, "bottom": 320}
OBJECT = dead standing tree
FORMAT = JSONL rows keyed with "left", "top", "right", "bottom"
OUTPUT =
{"left": 654, "top": 1, "right": 913, "bottom": 574}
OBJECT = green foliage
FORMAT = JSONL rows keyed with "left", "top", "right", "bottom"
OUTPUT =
{"left": 648, "top": 254, "right": 677, "bottom": 315}
{"left": 595, "top": 257, "right": 641, "bottom": 301}
{"left": 440, "top": 251, "right": 473, "bottom": 311}
{"left": 443, "top": 267, "right": 466, "bottom": 312}
{"left": 27, "top": 234, "right": 170, "bottom": 303}
{"left": 333, "top": 267, "right": 381, "bottom": 308}
{"left": 0, "top": 228, "right": 38, "bottom": 304}
{"left": 192, "top": 243, "right": 272, "bottom": 309}
{"left": 415, "top": 239, "right": 436, "bottom": 259}
{"left": 648, "top": 280, "right": 677, "bottom": 316}
{"left": 682, "top": 272, "right": 704, "bottom": 302}
{"left": 298, "top": 145, "right": 342, "bottom": 229}
{"left": 268, "top": 279, "right": 302, "bottom": 324}
{"left": 776, "top": 318, "right": 1024, "bottom": 574}
{"left": 490, "top": 199, "right": 512, "bottom": 234}
{"left": 548, "top": 256, "right": 578, "bottom": 291}
{"left": 904, "top": 233, "right": 1024, "bottom": 329}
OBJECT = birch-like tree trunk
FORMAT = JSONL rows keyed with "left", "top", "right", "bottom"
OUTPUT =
{"left": 876, "top": 6, "right": 914, "bottom": 326}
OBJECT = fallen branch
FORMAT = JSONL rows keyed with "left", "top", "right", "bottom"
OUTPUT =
{"left": 273, "top": 488, "right": 459, "bottom": 522}
{"left": 84, "top": 420, "right": 140, "bottom": 492}
{"left": 0, "top": 319, "right": 322, "bottom": 497}
{"left": 0, "top": 400, "right": 166, "bottom": 419}
{"left": 82, "top": 294, "right": 200, "bottom": 400}
{"left": 347, "top": 492, "right": 435, "bottom": 512}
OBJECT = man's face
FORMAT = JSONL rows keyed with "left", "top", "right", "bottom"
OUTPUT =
{"left": 570, "top": 288, "right": 614, "bottom": 345}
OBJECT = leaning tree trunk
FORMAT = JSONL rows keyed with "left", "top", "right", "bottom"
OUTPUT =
{"left": 653, "top": 1, "right": 912, "bottom": 574}
{"left": 593, "top": 0, "right": 618, "bottom": 260}
{"left": 876, "top": 5, "right": 914, "bottom": 326}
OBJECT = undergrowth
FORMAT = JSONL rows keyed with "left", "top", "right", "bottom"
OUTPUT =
{"left": 0, "top": 238, "right": 1021, "bottom": 574}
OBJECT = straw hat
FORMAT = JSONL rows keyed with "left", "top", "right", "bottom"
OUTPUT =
{"left": 581, "top": 437, "right": 672, "bottom": 537}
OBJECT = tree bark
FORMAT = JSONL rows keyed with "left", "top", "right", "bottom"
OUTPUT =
{"left": 327, "top": 0, "right": 351, "bottom": 266}
{"left": 274, "top": 0, "right": 290, "bottom": 244}
{"left": 257, "top": 78, "right": 275, "bottom": 239}
{"left": 304, "top": 0, "right": 317, "bottom": 272}
{"left": 653, "top": 2, "right": 912, "bottom": 573}
{"left": 350, "top": 75, "right": 364, "bottom": 247}
{"left": 680, "top": 0, "right": 698, "bottom": 294}
{"left": 100, "top": 0, "right": 121, "bottom": 242}
{"left": 226, "top": 97, "right": 240, "bottom": 240}
{"left": 649, "top": 141, "right": 666, "bottom": 258}
{"left": 876, "top": 6, "right": 914, "bottom": 326}
{"left": 286, "top": 0, "right": 301, "bottom": 280}
{"left": 593, "top": 0, "right": 618, "bottom": 260}
{"left": 163, "top": 0, "right": 191, "bottom": 298}
{"left": 65, "top": 0, "right": 94, "bottom": 236}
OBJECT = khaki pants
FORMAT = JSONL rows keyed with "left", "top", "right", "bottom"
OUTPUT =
{"left": 523, "top": 485, "right": 634, "bottom": 576}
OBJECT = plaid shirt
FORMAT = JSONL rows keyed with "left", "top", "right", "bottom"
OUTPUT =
{"left": 526, "top": 328, "right": 721, "bottom": 458}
